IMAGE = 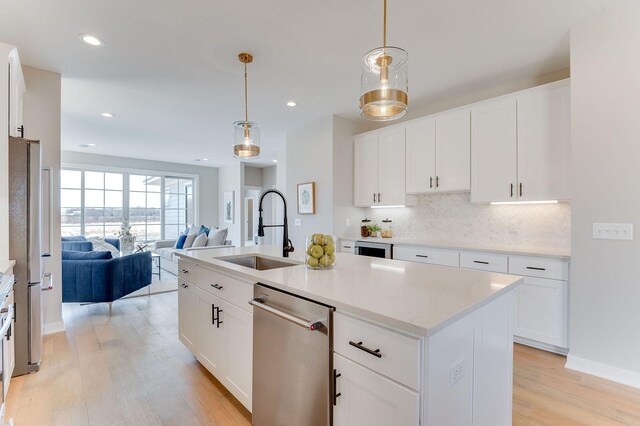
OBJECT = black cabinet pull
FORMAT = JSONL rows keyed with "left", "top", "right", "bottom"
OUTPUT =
{"left": 526, "top": 266, "right": 546, "bottom": 271}
{"left": 333, "top": 369, "right": 342, "bottom": 406}
{"left": 430, "top": 177, "right": 433, "bottom": 189}
{"left": 473, "top": 260, "right": 489, "bottom": 265}
{"left": 378, "top": 193, "right": 381, "bottom": 203}
{"left": 215, "top": 306, "right": 224, "bottom": 328}
{"left": 211, "top": 304, "right": 216, "bottom": 325}
{"left": 519, "top": 183, "right": 523, "bottom": 197}
{"left": 211, "top": 283, "right": 223, "bottom": 290}
{"left": 180, "top": 269, "right": 189, "bottom": 274}
{"left": 373, "top": 193, "right": 376, "bottom": 203}
{"left": 436, "top": 176, "right": 440, "bottom": 188}
{"left": 349, "top": 341, "right": 382, "bottom": 358}
{"left": 510, "top": 183, "right": 514, "bottom": 197}
{"left": 416, "top": 254, "right": 429, "bottom": 258}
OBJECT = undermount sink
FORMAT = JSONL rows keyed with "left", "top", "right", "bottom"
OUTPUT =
{"left": 218, "top": 255, "right": 299, "bottom": 271}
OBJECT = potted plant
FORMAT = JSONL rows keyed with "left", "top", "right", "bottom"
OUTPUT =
{"left": 117, "top": 221, "right": 136, "bottom": 254}
{"left": 366, "top": 223, "right": 381, "bottom": 238}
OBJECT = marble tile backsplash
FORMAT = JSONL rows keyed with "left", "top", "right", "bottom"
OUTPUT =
{"left": 369, "top": 193, "right": 571, "bottom": 249}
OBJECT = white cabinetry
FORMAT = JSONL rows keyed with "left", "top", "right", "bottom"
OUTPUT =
{"left": 393, "top": 245, "right": 459, "bottom": 267}
{"left": 1, "top": 44, "right": 25, "bottom": 139}
{"left": 471, "top": 80, "right": 570, "bottom": 203}
{"left": 406, "top": 109, "right": 470, "bottom": 194}
{"left": 354, "top": 129, "right": 416, "bottom": 207}
{"left": 177, "top": 258, "right": 253, "bottom": 411}
{"left": 339, "top": 239, "right": 356, "bottom": 254}
{"left": 334, "top": 354, "right": 420, "bottom": 426}
{"left": 178, "top": 278, "right": 197, "bottom": 353}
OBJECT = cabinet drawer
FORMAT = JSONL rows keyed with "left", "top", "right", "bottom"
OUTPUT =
{"left": 509, "top": 255, "right": 568, "bottom": 280}
{"left": 178, "top": 259, "right": 197, "bottom": 282}
{"left": 460, "top": 251, "right": 508, "bottom": 273}
{"left": 334, "top": 312, "right": 420, "bottom": 390}
{"left": 196, "top": 267, "right": 253, "bottom": 313}
{"left": 340, "top": 240, "right": 356, "bottom": 254}
{"left": 393, "top": 245, "right": 459, "bottom": 267}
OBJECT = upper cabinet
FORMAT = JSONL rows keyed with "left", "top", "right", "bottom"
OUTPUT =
{"left": 354, "top": 128, "right": 417, "bottom": 207}
{"left": 406, "top": 109, "right": 470, "bottom": 194}
{"left": 1, "top": 44, "right": 26, "bottom": 138}
{"left": 471, "top": 79, "right": 571, "bottom": 203}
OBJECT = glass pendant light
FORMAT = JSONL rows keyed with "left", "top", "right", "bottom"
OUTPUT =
{"left": 360, "top": 0, "right": 408, "bottom": 121}
{"left": 233, "top": 53, "right": 260, "bottom": 158}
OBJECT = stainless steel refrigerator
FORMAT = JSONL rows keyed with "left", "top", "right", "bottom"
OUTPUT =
{"left": 8, "top": 136, "right": 49, "bottom": 376}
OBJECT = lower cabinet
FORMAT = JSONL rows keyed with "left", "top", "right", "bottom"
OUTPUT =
{"left": 220, "top": 301, "right": 253, "bottom": 410}
{"left": 513, "top": 277, "right": 567, "bottom": 348}
{"left": 178, "top": 278, "right": 198, "bottom": 352}
{"left": 196, "top": 287, "right": 224, "bottom": 376}
{"left": 334, "top": 354, "right": 419, "bottom": 426}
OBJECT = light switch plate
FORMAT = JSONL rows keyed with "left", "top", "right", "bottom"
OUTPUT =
{"left": 295, "top": 218, "right": 302, "bottom": 227}
{"left": 593, "top": 223, "right": 633, "bottom": 240}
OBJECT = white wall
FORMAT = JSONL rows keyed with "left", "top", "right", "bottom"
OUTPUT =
{"left": 368, "top": 194, "right": 570, "bottom": 248}
{"left": 22, "top": 66, "right": 63, "bottom": 333}
{"left": 261, "top": 165, "right": 277, "bottom": 244}
{"left": 218, "top": 163, "right": 243, "bottom": 245}
{"left": 567, "top": 4, "right": 640, "bottom": 386}
{"left": 61, "top": 151, "right": 219, "bottom": 227}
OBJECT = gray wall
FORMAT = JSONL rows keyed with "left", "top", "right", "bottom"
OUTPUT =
{"left": 244, "top": 166, "right": 263, "bottom": 187}
{"left": 61, "top": 151, "right": 219, "bottom": 228}
{"left": 568, "top": 4, "right": 640, "bottom": 382}
{"left": 23, "top": 65, "right": 63, "bottom": 332}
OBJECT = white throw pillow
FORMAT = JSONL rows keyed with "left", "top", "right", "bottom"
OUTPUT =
{"left": 183, "top": 232, "right": 198, "bottom": 249}
{"left": 207, "top": 228, "right": 228, "bottom": 246}
{"left": 88, "top": 237, "right": 121, "bottom": 256}
{"left": 192, "top": 233, "right": 208, "bottom": 248}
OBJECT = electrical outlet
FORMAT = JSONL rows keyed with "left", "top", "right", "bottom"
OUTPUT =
{"left": 509, "top": 220, "right": 518, "bottom": 234}
{"left": 295, "top": 218, "right": 302, "bottom": 227}
{"left": 346, "top": 218, "right": 350, "bottom": 226}
{"left": 449, "top": 358, "right": 465, "bottom": 387}
{"left": 593, "top": 223, "right": 633, "bottom": 240}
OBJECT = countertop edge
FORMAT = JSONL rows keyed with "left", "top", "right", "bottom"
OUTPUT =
{"left": 0, "top": 260, "right": 16, "bottom": 276}
{"left": 176, "top": 252, "right": 523, "bottom": 337}
{"left": 340, "top": 237, "right": 571, "bottom": 260}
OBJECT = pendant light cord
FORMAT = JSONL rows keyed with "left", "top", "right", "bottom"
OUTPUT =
{"left": 244, "top": 62, "right": 249, "bottom": 126}
{"left": 383, "top": 0, "right": 387, "bottom": 48}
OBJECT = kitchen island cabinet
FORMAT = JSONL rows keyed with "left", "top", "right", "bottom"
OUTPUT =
{"left": 177, "top": 246, "right": 522, "bottom": 425}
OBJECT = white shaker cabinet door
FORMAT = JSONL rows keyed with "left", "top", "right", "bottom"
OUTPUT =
{"left": 436, "top": 109, "right": 471, "bottom": 192}
{"left": 334, "top": 354, "right": 419, "bottom": 426}
{"left": 406, "top": 117, "right": 436, "bottom": 194}
{"left": 178, "top": 279, "right": 198, "bottom": 353}
{"left": 471, "top": 98, "right": 517, "bottom": 203}
{"left": 354, "top": 133, "right": 379, "bottom": 207}
{"left": 517, "top": 81, "right": 571, "bottom": 201}
{"left": 221, "top": 300, "right": 253, "bottom": 411}
{"left": 377, "top": 127, "right": 407, "bottom": 206}
{"left": 196, "top": 287, "right": 225, "bottom": 377}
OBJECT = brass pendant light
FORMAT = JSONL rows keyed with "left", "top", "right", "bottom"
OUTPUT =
{"left": 360, "top": 0, "right": 408, "bottom": 121}
{"left": 233, "top": 52, "right": 260, "bottom": 158}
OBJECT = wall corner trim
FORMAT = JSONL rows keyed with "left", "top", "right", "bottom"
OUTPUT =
{"left": 566, "top": 353, "right": 640, "bottom": 390}
{"left": 43, "top": 320, "right": 65, "bottom": 335}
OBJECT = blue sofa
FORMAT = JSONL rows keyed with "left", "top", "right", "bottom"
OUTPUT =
{"left": 61, "top": 236, "right": 120, "bottom": 252}
{"left": 62, "top": 250, "right": 152, "bottom": 305}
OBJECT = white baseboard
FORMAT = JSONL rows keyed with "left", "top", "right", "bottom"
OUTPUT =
{"left": 43, "top": 321, "right": 65, "bottom": 335}
{"left": 566, "top": 353, "right": 640, "bottom": 389}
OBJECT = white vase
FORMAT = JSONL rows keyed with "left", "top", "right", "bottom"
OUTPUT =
{"left": 119, "top": 235, "right": 136, "bottom": 254}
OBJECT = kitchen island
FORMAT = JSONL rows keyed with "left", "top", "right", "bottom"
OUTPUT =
{"left": 176, "top": 245, "right": 522, "bottom": 425}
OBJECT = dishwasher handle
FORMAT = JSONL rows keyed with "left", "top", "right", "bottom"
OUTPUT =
{"left": 249, "top": 298, "right": 324, "bottom": 331}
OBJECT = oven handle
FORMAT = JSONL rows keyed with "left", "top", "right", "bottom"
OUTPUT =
{"left": 0, "top": 304, "right": 14, "bottom": 338}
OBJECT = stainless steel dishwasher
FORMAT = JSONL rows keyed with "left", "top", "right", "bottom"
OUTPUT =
{"left": 250, "top": 283, "right": 333, "bottom": 426}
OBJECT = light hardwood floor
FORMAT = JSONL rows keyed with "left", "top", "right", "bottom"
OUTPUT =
{"left": 6, "top": 290, "right": 640, "bottom": 425}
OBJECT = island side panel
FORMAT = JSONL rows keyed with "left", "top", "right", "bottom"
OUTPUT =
{"left": 425, "top": 291, "right": 514, "bottom": 426}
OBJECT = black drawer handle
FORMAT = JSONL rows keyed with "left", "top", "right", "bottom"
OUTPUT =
{"left": 416, "top": 254, "right": 429, "bottom": 258}
{"left": 526, "top": 266, "right": 546, "bottom": 271}
{"left": 473, "top": 260, "right": 489, "bottom": 265}
{"left": 349, "top": 341, "right": 382, "bottom": 358}
{"left": 333, "top": 369, "right": 342, "bottom": 406}
{"left": 180, "top": 269, "right": 189, "bottom": 274}
{"left": 211, "top": 283, "right": 224, "bottom": 290}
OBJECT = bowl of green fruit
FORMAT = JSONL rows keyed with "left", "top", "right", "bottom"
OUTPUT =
{"left": 305, "top": 234, "right": 337, "bottom": 270}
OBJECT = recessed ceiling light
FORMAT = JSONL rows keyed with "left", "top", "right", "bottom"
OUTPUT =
{"left": 272, "top": 159, "right": 278, "bottom": 163}
{"left": 79, "top": 34, "right": 104, "bottom": 47}
{"left": 194, "top": 158, "right": 209, "bottom": 162}
{"left": 101, "top": 112, "right": 114, "bottom": 118}
{"left": 79, "top": 143, "right": 97, "bottom": 148}
{"left": 286, "top": 101, "right": 297, "bottom": 107}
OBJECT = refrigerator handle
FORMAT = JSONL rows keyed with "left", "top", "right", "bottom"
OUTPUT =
{"left": 41, "top": 272, "right": 53, "bottom": 292}
{"left": 41, "top": 167, "right": 53, "bottom": 257}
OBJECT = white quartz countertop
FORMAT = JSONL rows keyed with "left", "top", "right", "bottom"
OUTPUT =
{"left": 0, "top": 260, "right": 16, "bottom": 276}
{"left": 178, "top": 245, "right": 523, "bottom": 337}
{"left": 341, "top": 236, "right": 571, "bottom": 260}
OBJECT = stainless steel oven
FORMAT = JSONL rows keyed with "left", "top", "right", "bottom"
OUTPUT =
{"left": 354, "top": 241, "right": 393, "bottom": 258}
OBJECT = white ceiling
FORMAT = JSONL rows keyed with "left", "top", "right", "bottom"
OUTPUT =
{"left": 0, "top": 0, "right": 636, "bottom": 167}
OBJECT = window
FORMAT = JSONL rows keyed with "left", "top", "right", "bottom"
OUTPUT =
{"left": 129, "top": 175, "right": 161, "bottom": 241}
{"left": 164, "top": 177, "right": 194, "bottom": 240}
{"left": 60, "top": 168, "right": 196, "bottom": 242}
